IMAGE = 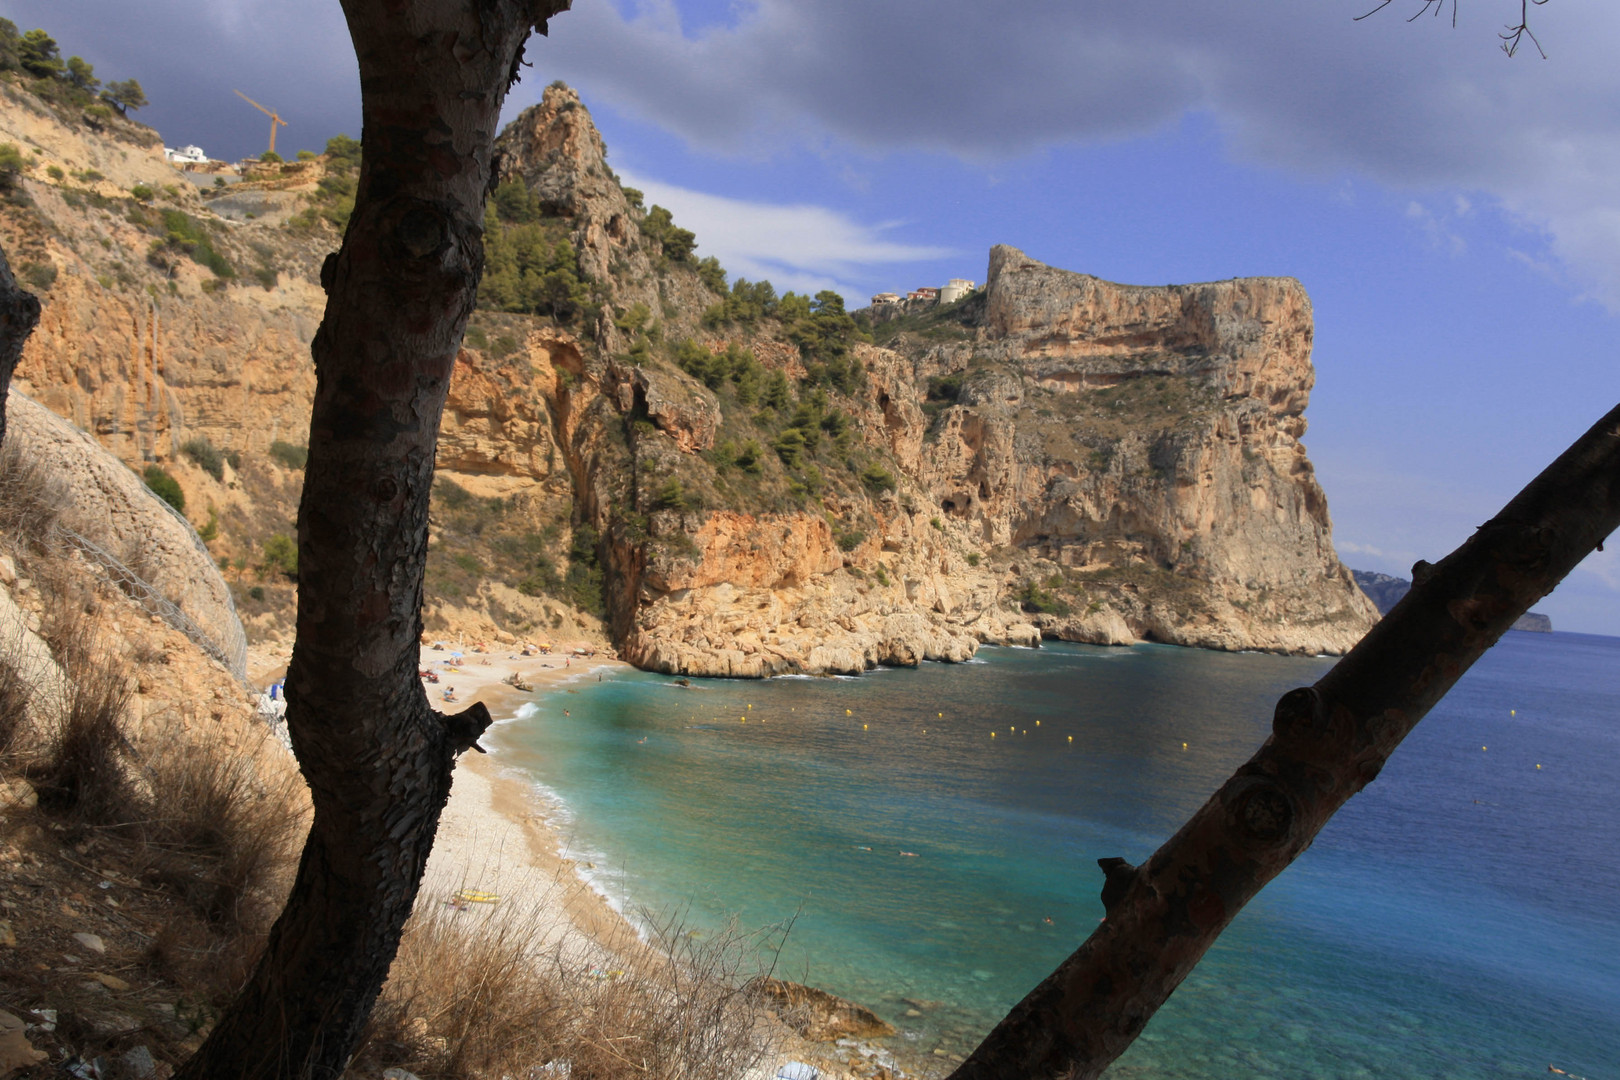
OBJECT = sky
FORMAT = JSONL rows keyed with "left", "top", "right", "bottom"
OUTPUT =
{"left": 11, "top": 0, "right": 1620, "bottom": 635}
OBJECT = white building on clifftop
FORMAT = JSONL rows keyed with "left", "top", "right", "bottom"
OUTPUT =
{"left": 163, "top": 145, "right": 209, "bottom": 165}
{"left": 939, "top": 278, "right": 976, "bottom": 304}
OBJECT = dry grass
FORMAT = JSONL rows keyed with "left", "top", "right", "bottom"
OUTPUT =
{"left": 0, "top": 433, "right": 65, "bottom": 547}
{"left": 0, "top": 493, "right": 306, "bottom": 1031}
{"left": 27, "top": 641, "right": 133, "bottom": 823}
{"left": 359, "top": 897, "right": 780, "bottom": 1080}
{"left": 0, "top": 642, "right": 30, "bottom": 758}
{"left": 134, "top": 723, "right": 305, "bottom": 933}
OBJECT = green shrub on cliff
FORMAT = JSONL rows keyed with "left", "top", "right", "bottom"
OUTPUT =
{"left": 181, "top": 436, "right": 226, "bottom": 481}
{"left": 0, "top": 142, "right": 25, "bottom": 190}
{"left": 481, "top": 208, "right": 593, "bottom": 324}
{"left": 651, "top": 478, "right": 699, "bottom": 513}
{"left": 154, "top": 209, "right": 233, "bottom": 279}
{"left": 639, "top": 204, "right": 696, "bottom": 264}
{"left": 260, "top": 533, "right": 298, "bottom": 579}
{"left": 142, "top": 465, "right": 184, "bottom": 513}
{"left": 563, "top": 525, "right": 605, "bottom": 615}
{"left": 268, "top": 441, "right": 308, "bottom": 470}
{"left": 1017, "top": 579, "right": 1072, "bottom": 616}
{"left": 696, "top": 255, "right": 727, "bottom": 295}
{"left": 702, "top": 277, "right": 778, "bottom": 328}
{"left": 859, "top": 463, "right": 896, "bottom": 494}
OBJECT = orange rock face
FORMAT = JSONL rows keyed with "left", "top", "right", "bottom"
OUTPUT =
{"left": 3, "top": 85, "right": 1374, "bottom": 678}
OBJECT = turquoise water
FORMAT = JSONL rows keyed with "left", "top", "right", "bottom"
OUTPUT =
{"left": 489, "top": 633, "right": 1620, "bottom": 1078}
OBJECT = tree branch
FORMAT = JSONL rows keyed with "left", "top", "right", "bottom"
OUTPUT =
{"left": 1354, "top": 0, "right": 1553, "bottom": 53}
{"left": 949, "top": 399, "right": 1620, "bottom": 1080}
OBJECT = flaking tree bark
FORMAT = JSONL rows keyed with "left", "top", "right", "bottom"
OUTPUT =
{"left": 174, "top": 3, "right": 569, "bottom": 1077}
{"left": 948, "top": 400, "right": 1620, "bottom": 1080}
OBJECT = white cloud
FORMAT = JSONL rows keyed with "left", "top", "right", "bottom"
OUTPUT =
{"left": 1405, "top": 200, "right": 1468, "bottom": 256}
{"left": 619, "top": 171, "right": 956, "bottom": 301}
{"left": 532, "top": 0, "right": 1620, "bottom": 309}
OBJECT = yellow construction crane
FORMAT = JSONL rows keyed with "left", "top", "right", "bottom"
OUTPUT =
{"left": 234, "top": 89, "right": 288, "bottom": 156}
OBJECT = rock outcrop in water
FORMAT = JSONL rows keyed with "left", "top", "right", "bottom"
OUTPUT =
{"left": 3, "top": 81, "right": 1375, "bottom": 675}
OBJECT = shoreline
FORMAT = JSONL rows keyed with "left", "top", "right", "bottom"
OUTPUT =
{"left": 419, "top": 645, "right": 639, "bottom": 951}
{"left": 421, "top": 647, "right": 938, "bottom": 1079}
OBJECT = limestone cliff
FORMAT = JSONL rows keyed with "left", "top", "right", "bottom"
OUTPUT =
{"left": 2, "top": 81, "right": 1374, "bottom": 678}
{"left": 874, "top": 246, "right": 1378, "bottom": 654}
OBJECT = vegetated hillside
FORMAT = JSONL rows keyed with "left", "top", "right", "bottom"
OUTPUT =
{"left": 3, "top": 77, "right": 1375, "bottom": 674}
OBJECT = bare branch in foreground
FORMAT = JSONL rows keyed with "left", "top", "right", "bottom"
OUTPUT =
{"left": 949, "top": 399, "right": 1620, "bottom": 1080}
{"left": 1501, "top": 0, "right": 1551, "bottom": 57}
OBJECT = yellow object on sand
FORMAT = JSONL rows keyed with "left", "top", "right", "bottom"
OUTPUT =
{"left": 452, "top": 889, "right": 500, "bottom": 905}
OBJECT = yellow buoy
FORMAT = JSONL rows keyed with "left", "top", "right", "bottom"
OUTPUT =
{"left": 991, "top": 732, "right": 996, "bottom": 738}
{"left": 1482, "top": 746, "right": 1488, "bottom": 751}
{"left": 1182, "top": 742, "right": 1188, "bottom": 750}
{"left": 1511, "top": 709, "right": 1516, "bottom": 716}
{"left": 1035, "top": 720, "right": 1040, "bottom": 727}
{"left": 748, "top": 704, "right": 752, "bottom": 710}
{"left": 938, "top": 712, "right": 943, "bottom": 718}
{"left": 1067, "top": 736, "right": 1073, "bottom": 743}
{"left": 863, "top": 723, "right": 869, "bottom": 730}
{"left": 846, "top": 709, "right": 853, "bottom": 716}
{"left": 1536, "top": 763, "right": 1542, "bottom": 769}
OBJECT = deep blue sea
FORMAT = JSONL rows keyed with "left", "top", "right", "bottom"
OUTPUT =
{"left": 489, "top": 632, "right": 1620, "bottom": 1078}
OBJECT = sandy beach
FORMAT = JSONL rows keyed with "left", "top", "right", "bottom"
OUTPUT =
{"left": 412, "top": 641, "right": 636, "bottom": 950}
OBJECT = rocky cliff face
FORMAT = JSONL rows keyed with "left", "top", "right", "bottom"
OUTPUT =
{"left": 875, "top": 246, "right": 1377, "bottom": 655}
{"left": 3, "top": 82, "right": 1374, "bottom": 677}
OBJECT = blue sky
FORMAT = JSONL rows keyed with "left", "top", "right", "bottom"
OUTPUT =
{"left": 13, "top": 0, "right": 1620, "bottom": 634}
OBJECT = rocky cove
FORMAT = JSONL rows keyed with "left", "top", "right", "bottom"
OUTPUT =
{"left": 2, "top": 81, "right": 1376, "bottom": 678}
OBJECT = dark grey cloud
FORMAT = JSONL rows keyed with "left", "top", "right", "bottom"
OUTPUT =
{"left": 523, "top": 0, "right": 1620, "bottom": 304}
{"left": 4, "top": 0, "right": 359, "bottom": 162}
{"left": 14, "top": 2, "right": 1620, "bottom": 303}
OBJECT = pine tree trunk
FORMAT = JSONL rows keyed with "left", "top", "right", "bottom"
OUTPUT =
{"left": 175, "top": 4, "right": 568, "bottom": 1077}
{"left": 948, "top": 401, "right": 1620, "bottom": 1080}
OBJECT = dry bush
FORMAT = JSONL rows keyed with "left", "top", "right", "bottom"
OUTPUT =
{"left": 135, "top": 724, "right": 306, "bottom": 933}
{"left": 32, "top": 559, "right": 99, "bottom": 673}
{"left": 0, "top": 433, "right": 66, "bottom": 548}
{"left": 360, "top": 897, "right": 778, "bottom": 1080}
{"left": 362, "top": 896, "right": 563, "bottom": 1078}
{"left": 0, "top": 649, "right": 31, "bottom": 761}
{"left": 28, "top": 642, "right": 134, "bottom": 823}
{"left": 581, "top": 910, "right": 781, "bottom": 1080}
